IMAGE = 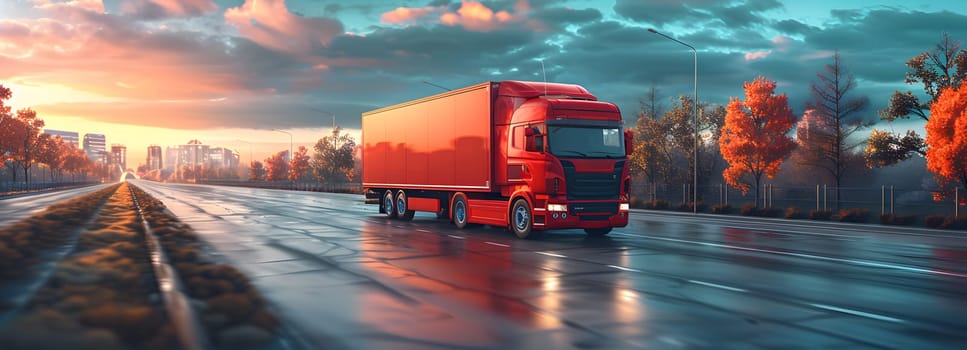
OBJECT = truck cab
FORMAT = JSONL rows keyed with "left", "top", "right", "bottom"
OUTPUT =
{"left": 499, "top": 85, "right": 631, "bottom": 237}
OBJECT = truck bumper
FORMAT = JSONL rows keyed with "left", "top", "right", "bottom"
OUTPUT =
{"left": 533, "top": 202, "right": 629, "bottom": 230}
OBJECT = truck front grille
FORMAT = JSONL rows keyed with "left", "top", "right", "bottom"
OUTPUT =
{"left": 569, "top": 202, "right": 618, "bottom": 215}
{"left": 561, "top": 160, "right": 623, "bottom": 200}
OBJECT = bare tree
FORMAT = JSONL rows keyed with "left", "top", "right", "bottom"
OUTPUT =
{"left": 799, "top": 52, "right": 873, "bottom": 209}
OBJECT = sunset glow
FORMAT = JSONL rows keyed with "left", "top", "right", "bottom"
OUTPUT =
{"left": 1, "top": 0, "right": 965, "bottom": 169}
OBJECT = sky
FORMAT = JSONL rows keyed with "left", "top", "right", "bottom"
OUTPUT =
{"left": 1, "top": 0, "right": 966, "bottom": 167}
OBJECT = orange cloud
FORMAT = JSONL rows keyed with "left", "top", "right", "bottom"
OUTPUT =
{"left": 381, "top": 6, "right": 438, "bottom": 24}
{"left": 120, "top": 0, "right": 218, "bottom": 18}
{"left": 0, "top": 3, "right": 262, "bottom": 103}
{"left": 378, "top": 1, "right": 535, "bottom": 32}
{"left": 771, "top": 36, "right": 794, "bottom": 53}
{"left": 744, "top": 50, "right": 772, "bottom": 61}
{"left": 440, "top": 0, "right": 529, "bottom": 32}
{"left": 225, "top": 0, "right": 343, "bottom": 56}
{"left": 31, "top": 0, "right": 104, "bottom": 13}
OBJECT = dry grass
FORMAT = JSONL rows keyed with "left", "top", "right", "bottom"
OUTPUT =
{"left": 127, "top": 184, "right": 279, "bottom": 348}
{"left": 1, "top": 183, "right": 176, "bottom": 350}
{"left": 2, "top": 183, "right": 279, "bottom": 349}
{"left": 0, "top": 184, "right": 119, "bottom": 279}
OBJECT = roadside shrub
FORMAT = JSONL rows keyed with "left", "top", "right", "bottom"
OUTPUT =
{"left": 711, "top": 204, "right": 733, "bottom": 214}
{"left": 676, "top": 202, "right": 707, "bottom": 213}
{"left": 740, "top": 203, "right": 757, "bottom": 216}
{"left": 942, "top": 215, "right": 967, "bottom": 230}
{"left": 762, "top": 207, "right": 784, "bottom": 217}
{"left": 642, "top": 200, "right": 670, "bottom": 210}
{"left": 739, "top": 204, "right": 782, "bottom": 217}
{"left": 837, "top": 208, "right": 870, "bottom": 223}
{"left": 880, "top": 214, "right": 918, "bottom": 226}
{"left": 630, "top": 196, "right": 645, "bottom": 209}
{"left": 925, "top": 215, "right": 947, "bottom": 228}
{"left": 809, "top": 209, "right": 833, "bottom": 220}
{"left": 785, "top": 207, "right": 806, "bottom": 219}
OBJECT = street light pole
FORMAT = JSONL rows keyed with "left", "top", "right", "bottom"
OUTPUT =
{"left": 649, "top": 28, "right": 698, "bottom": 214}
{"left": 271, "top": 129, "right": 293, "bottom": 163}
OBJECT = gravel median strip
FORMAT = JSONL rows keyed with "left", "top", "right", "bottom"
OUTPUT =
{"left": 1, "top": 183, "right": 280, "bottom": 350}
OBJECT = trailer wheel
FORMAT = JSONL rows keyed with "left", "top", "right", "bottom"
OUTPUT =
{"left": 452, "top": 194, "right": 469, "bottom": 229}
{"left": 396, "top": 190, "right": 415, "bottom": 221}
{"left": 510, "top": 198, "right": 535, "bottom": 239}
{"left": 382, "top": 190, "right": 397, "bottom": 219}
{"left": 584, "top": 228, "right": 612, "bottom": 236}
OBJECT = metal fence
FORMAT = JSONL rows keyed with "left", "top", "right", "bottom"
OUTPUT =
{"left": 0, "top": 181, "right": 101, "bottom": 197}
{"left": 633, "top": 183, "right": 963, "bottom": 217}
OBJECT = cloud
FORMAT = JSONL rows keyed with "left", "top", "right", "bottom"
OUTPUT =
{"left": 380, "top": 6, "right": 439, "bottom": 25}
{"left": 120, "top": 0, "right": 218, "bottom": 19}
{"left": 614, "top": 0, "right": 779, "bottom": 29}
{"left": 224, "top": 0, "right": 344, "bottom": 56}
{"left": 30, "top": 0, "right": 104, "bottom": 14}
{"left": 745, "top": 50, "right": 772, "bottom": 61}
{"left": 378, "top": 0, "right": 535, "bottom": 32}
{"left": 31, "top": 96, "right": 366, "bottom": 129}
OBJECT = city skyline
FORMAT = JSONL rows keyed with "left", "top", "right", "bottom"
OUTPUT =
{"left": 2, "top": 0, "right": 966, "bottom": 165}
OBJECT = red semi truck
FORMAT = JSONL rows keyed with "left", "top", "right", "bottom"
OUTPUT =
{"left": 362, "top": 81, "right": 631, "bottom": 238}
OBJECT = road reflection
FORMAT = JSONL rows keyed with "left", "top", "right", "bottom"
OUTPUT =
{"left": 357, "top": 222, "right": 645, "bottom": 346}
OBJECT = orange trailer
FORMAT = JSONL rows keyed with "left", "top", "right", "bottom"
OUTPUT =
{"left": 363, "top": 81, "right": 631, "bottom": 238}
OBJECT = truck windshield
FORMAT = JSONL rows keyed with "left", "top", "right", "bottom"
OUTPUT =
{"left": 547, "top": 126, "right": 625, "bottom": 158}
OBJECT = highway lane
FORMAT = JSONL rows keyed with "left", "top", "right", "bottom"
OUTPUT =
{"left": 0, "top": 183, "right": 114, "bottom": 227}
{"left": 129, "top": 180, "right": 967, "bottom": 349}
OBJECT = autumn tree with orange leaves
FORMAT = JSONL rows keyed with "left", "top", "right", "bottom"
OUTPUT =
{"left": 265, "top": 150, "right": 290, "bottom": 181}
{"left": 925, "top": 80, "right": 967, "bottom": 200}
{"left": 288, "top": 146, "right": 311, "bottom": 182}
{"left": 719, "top": 76, "right": 796, "bottom": 207}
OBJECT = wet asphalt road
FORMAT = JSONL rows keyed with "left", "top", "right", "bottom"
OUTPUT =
{"left": 21, "top": 180, "right": 967, "bottom": 349}
{"left": 0, "top": 183, "right": 115, "bottom": 227}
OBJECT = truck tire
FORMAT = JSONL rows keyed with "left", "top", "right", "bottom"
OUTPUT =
{"left": 452, "top": 194, "right": 470, "bottom": 229}
{"left": 510, "top": 198, "right": 534, "bottom": 239}
{"left": 584, "top": 228, "right": 612, "bottom": 236}
{"left": 396, "top": 190, "right": 415, "bottom": 221}
{"left": 382, "top": 190, "right": 397, "bottom": 219}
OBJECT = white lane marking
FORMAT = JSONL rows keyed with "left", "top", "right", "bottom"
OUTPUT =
{"left": 536, "top": 251, "right": 567, "bottom": 258}
{"left": 809, "top": 303, "right": 905, "bottom": 323}
{"left": 417, "top": 229, "right": 431, "bottom": 233}
{"left": 688, "top": 280, "right": 748, "bottom": 293}
{"left": 447, "top": 234, "right": 466, "bottom": 240}
{"left": 608, "top": 264, "right": 643, "bottom": 273}
{"left": 485, "top": 242, "right": 510, "bottom": 247}
{"left": 616, "top": 233, "right": 967, "bottom": 279}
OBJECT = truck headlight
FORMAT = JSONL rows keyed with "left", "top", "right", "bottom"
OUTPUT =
{"left": 547, "top": 204, "right": 567, "bottom": 212}
{"left": 619, "top": 203, "right": 629, "bottom": 211}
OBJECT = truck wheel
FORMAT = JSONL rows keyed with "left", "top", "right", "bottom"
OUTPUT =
{"left": 383, "top": 190, "right": 397, "bottom": 219}
{"left": 510, "top": 198, "right": 534, "bottom": 239}
{"left": 396, "top": 190, "right": 415, "bottom": 221}
{"left": 452, "top": 194, "right": 469, "bottom": 229}
{"left": 584, "top": 228, "right": 612, "bottom": 236}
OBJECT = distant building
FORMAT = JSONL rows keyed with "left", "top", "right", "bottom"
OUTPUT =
{"left": 111, "top": 144, "right": 127, "bottom": 171}
{"left": 208, "top": 147, "right": 240, "bottom": 169}
{"left": 43, "top": 129, "right": 79, "bottom": 148}
{"left": 83, "top": 133, "right": 106, "bottom": 163}
{"left": 147, "top": 145, "right": 163, "bottom": 171}
{"left": 165, "top": 146, "right": 179, "bottom": 170}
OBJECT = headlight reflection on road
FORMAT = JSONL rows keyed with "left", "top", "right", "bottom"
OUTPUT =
{"left": 536, "top": 259, "right": 564, "bottom": 329}
{"left": 613, "top": 253, "right": 644, "bottom": 324}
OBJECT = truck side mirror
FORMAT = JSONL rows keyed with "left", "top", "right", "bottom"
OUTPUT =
{"left": 525, "top": 127, "right": 544, "bottom": 153}
{"left": 624, "top": 129, "right": 633, "bottom": 156}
